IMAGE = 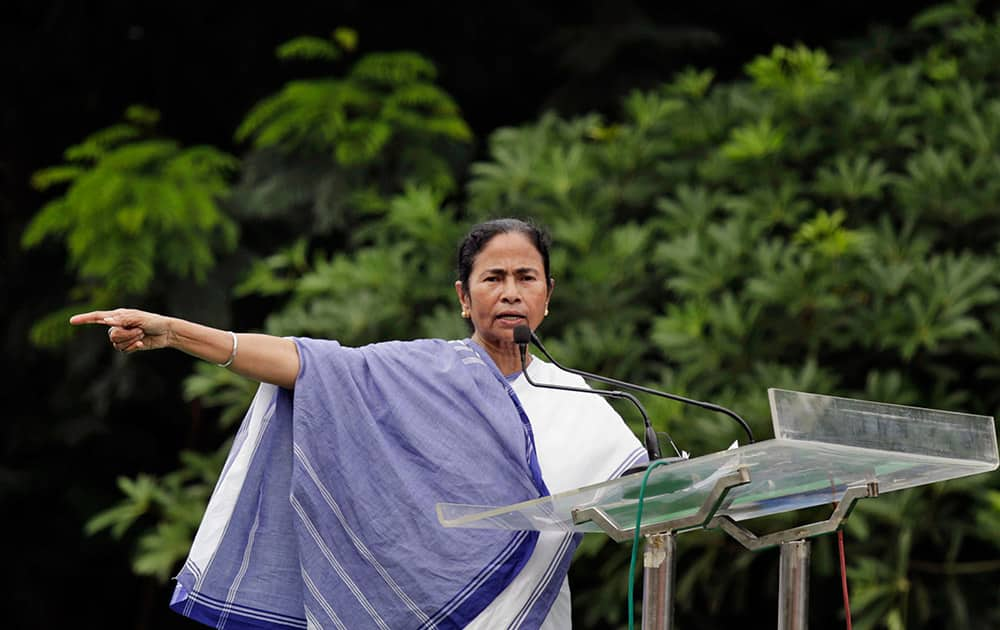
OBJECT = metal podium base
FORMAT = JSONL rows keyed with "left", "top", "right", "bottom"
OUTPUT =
{"left": 711, "top": 481, "right": 879, "bottom": 630}
{"left": 639, "top": 535, "right": 812, "bottom": 630}
{"left": 576, "top": 472, "right": 877, "bottom": 630}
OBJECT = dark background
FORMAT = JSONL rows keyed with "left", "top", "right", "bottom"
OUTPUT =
{"left": 1, "top": 1, "right": 966, "bottom": 628}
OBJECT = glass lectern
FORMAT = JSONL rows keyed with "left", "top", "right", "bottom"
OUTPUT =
{"left": 438, "top": 389, "right": 999, "bottom": 629}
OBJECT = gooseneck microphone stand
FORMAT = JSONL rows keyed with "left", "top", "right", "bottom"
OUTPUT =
{"left": 523, "top": 327, "right": 755, "bottom": 445}
{"left": 513, "top": 326, "right": 679, "bottom": 462}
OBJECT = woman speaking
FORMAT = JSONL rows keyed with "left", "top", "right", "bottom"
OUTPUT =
{"left": 72, "top": 218, "right": 646, "bottom": 629}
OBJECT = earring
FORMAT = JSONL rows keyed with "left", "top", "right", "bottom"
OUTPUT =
{"left": 461, "top": 309, "right": 470, "bottom": 319}
{"left": 544, "top": 307, "right": 549, "bottom": 316}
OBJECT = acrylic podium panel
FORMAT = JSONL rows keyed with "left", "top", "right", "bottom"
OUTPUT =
{"left": 437, "top": 389, "right": 999, "bottom": 535}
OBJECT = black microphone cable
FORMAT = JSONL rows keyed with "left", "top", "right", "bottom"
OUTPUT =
{"left": 523, "top": 327, "right": 756, "bottom": 446}
{"left": 513, "top": 326, "right": 680, "bottom": 462}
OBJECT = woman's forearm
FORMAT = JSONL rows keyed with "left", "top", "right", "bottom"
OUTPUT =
{"left": 71, "top": 309, "right": 302, "bottom": 389}
{"left": 167, "top": 318, "right": 300, "bottom": 389}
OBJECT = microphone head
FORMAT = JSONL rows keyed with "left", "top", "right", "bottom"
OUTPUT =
{"left": 513, "top": 325, "right": 531, "bottom": 345}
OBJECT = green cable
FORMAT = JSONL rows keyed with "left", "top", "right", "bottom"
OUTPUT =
{"left": 627, "top": 459, "right": 670, "bottom": 630}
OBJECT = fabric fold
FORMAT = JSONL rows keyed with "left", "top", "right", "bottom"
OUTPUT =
{"left": 171, "top": 338, "right": 549, "bottom": 629}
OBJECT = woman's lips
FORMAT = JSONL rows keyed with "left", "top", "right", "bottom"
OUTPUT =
{"left": 495, "top": 313, "right": 526, "bottom": 323}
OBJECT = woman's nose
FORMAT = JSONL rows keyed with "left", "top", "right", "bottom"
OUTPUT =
{"left": 500, "top": 278, "right": 521, "bottom": 302}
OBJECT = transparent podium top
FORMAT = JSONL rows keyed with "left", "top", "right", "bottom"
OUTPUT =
{"left": 437, "top": 389, "right": 999, "bottom": 534}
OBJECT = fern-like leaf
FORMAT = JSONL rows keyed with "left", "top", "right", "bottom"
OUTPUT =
{"left": 350, "top": 52, "right": 437, "bottom": 84}
{"left": 276, "top": 35, "right": 341, "bottom": 61}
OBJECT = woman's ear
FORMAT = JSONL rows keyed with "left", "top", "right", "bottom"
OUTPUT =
{"left": 454, "top": 281, "right": 468, "bottom": 314}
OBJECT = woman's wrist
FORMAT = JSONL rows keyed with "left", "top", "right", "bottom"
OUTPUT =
{"left": 162, "top": 316, "right": 179, "bottom": 350}
{"left": 216, "top": 331, "right": 239, "bottom": 368}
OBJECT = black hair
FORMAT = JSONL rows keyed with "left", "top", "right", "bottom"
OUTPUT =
{"left": 456, "top": 218, "right": 552, "bottom": 294}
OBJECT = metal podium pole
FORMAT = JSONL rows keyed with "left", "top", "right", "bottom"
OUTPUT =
{"left": 642, "top": 532, "right": 677, "bottom": 630}
{"left": 778, "top": 540, "right": 810, "bottom": 630}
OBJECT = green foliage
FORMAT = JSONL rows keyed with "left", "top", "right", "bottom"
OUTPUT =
{"left": 332, "top": 27, "right": 358, "bottom": 53}
{"left": 236, "top": 35, "right": 468, "bottom": 159}
{"left": 183, "top": 363, "right": 262, "bottom": 428}
{"left": 230, "top": 30, "right": 471, "bottom": 239}
{"left": 667, "top": 67, "right": 715, "bottom": 99}
{"left": 24, "top": 107, "right": 239, "bottom": 345}
{"left": 720, "top": 118, "right": 788, "bottom": 161}
{"left": 262, "top": 184, "right": 465, "bottom": 346}
{"left": 234, "top": 238, "right": 311, "bottom": 297}
{"left": 276, "top": 36, "right": 342, "bottom": 61}
{"left": 813, "top": 155, "right": 892, "bottom": 201}
{"left": 84, "top": 446, "right": 228, "bottom": 582}
{"left": 746, "top": 43, "right": 840, "bottom": 106}
{"left": 461, "top": 5, "right": 1000, "bottom": 626}
{"left": 56, "top": 5, "right": 1000, "bottom": 627}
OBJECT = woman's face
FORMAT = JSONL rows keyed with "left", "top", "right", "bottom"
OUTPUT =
{"left": 455, "top": 231, "right": 552, "bottom": 350}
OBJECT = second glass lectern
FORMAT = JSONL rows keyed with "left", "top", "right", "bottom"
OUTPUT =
{"left": 437, "top": 389, "right": 999, "bottom": 629}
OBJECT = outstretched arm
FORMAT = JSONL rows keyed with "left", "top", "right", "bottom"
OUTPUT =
{"left": 70, "top": 308, "right": 300, "bottom": 389}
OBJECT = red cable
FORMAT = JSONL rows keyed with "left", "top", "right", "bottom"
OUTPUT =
{"left": 838, "top": 529, "right": 853, "bottom": 630}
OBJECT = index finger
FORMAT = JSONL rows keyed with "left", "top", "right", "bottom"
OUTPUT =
{"left": 69, "top": 310, "right": 119, "bottom": 326}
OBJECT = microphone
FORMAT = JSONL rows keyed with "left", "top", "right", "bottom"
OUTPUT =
{"left": 520, "top": 326, "right": 756, "bottom": 446}
{"left": 513, "top": 325, "right": 675, "bottom": 463}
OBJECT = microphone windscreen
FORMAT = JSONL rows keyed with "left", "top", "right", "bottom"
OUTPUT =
{"left": 513, "top": 325, "right": 531, "bottom": 345}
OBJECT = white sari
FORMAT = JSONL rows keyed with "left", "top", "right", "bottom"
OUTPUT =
{"left": 466, "top": 355, "right": 648, "bottom": 629}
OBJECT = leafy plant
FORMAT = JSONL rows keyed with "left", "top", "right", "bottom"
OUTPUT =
{"left": 230, "top": 29, "right": 472, "bottom": 241}
{"left": 23, "top": 105, "right": 239, "bottom": 346}
{"left": 84, "top": 446, "right": 228, "bottom": 581}
{"left": 460, "top": 4, "right": 1000, "bottom": 626}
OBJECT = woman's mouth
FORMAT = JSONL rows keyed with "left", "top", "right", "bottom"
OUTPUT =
{"left": 496, "top": 313, "right": 526, "bottom": 323}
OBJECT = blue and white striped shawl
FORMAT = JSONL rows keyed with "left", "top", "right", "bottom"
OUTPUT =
{"left": 170, "top": 338, "right": 552, "bottom": 629}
